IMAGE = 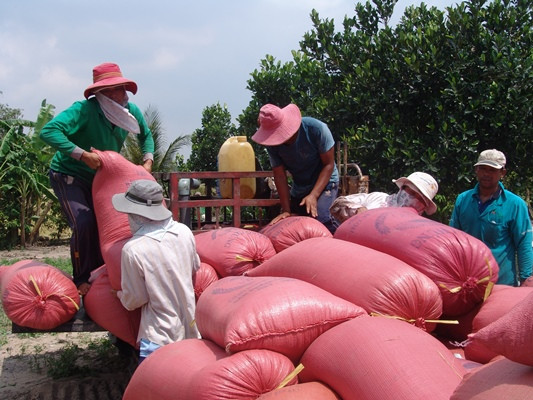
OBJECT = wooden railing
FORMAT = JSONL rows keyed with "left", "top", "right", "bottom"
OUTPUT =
{"left": 153, "top": 171, "right": 280, "bottom": 231}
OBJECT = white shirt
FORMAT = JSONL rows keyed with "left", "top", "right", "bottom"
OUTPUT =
{"left": 117, "top": 218, "right": 201, "bottom": 346}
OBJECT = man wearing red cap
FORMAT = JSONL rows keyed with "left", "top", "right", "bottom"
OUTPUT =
{"left": 40, "top": 62, "right": 154, "bottom": 295}
{"left": 252, "top": 103, "right": 339, "bottom": 233}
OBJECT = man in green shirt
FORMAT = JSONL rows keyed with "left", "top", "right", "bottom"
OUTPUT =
{"left": 40, "top": 62, "right": 154, "bottom": 295}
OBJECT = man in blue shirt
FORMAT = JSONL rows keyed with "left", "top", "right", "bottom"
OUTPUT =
{"left": 450, "top": 149, "right": 533, "bottom": 286}
{"left": 252, "top": 103, "right": 339, "bottom": 233}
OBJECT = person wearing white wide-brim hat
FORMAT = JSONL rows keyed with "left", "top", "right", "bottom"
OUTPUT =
{"left": 450, "top": 149, "right": 533, "bottom": 287}
{"left": 330, "top": 171, "right": 439, "bottom": 223}
{"left": 111, "top": 179, "right": 201, "bottom": 364}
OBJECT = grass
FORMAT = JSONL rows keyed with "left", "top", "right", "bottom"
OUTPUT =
{"left": 1, "top": 256, "right": 127, "bottom": 379}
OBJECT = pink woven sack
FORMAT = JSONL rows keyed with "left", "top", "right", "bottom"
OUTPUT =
{"left": 259, "top": 216, "right": 332, "bottom": 253}
{"left": 464, "top": 285, "right": 533, "bottom": 364}
{"left": 247, "top": 237, "right": 442, "bottom": 332}
{"left": 257, "top": 382, "right": 340, "bottom": 400}
{"left": 450, "top": 356, "right": 533, "bottom": 399}
{"left": 92, "top": 150, "right": 155, "bottom": 290}
{"left": 468, "top": 290, "right": 533, "bottom": 366}
{"left": 195, "top": 275, "right": 366, "bottom": 362}
{"left": 195, "top": 227, "right": 276, "bottom": 277}
{"left": 335, "top": 207, "right": 498, "bottom": 316}
{"left": 192, "top": 262, "right": 219, "bottom": 302}
{"left": 186, "top": 349, "right": 298, "bottom": 400}
{"left": 300, "top": 315, "right": 466, "bottom": 400}
{"left": 123, "top": 339, "right": 226, "bottom": 400}
{"left": 0, "top": 260, "right": 80, "bottom": 330}
{"left": 83, "top": 265, "right": 140, "bottom": 348}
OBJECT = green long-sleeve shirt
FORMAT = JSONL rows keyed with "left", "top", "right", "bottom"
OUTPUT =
{"left": 40, "top": 98, "right": 154, "bottom": 184}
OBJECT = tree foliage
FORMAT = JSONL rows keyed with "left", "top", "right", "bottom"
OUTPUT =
{"left": 239, "top": 0, "right": 532, "bottom": 222}
{"left": 187, "top": 103, "right": 237, "bottom": 172}
{"left": 121, "top": 104, "right": 189, "bottom": 172}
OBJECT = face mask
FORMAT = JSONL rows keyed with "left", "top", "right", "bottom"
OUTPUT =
{"left": 389, "top": 189, "right": 426, "bottom": 214}
{"left": 128, "top": 214, "right": 149, "bottom": 234}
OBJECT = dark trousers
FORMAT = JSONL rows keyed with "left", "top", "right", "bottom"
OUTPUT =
{"left": 48, "top": 170, "right": 104, "bottom": 287}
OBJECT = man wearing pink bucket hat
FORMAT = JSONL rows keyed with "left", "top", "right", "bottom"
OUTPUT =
{"left": 40, "top": 62, "right": 154, "bottom": 295}
{"left": 252, "top": 103, "right": 339, "bottom": 233}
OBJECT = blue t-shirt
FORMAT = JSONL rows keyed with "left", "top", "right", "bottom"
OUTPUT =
{"left": 266, "top": 117, "right": 338, "bottom": 198}
{"left": 450, "top": 182, "right": 533, "bottom": 286}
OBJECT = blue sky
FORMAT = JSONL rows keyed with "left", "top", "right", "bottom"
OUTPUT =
{"left": 1, "top": 0, "right": 457, "bottom": 158}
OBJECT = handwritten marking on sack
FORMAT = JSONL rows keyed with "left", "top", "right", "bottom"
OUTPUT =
{"left": 211, "top": 277, "right": 294, "bottom": 303}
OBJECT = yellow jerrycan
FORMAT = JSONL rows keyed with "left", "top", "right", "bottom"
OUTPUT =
{"left": 218, "top": 136, "right": 256, "bottom": 199}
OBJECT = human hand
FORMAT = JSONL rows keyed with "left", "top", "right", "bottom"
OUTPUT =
{"left": 81, "top": 151, "right": 101, "bottom": 170}
{"left": 269, "top": 211, "right": 291, "bottom": 225}
{"left": 142, "top": 159, "right": 153, "bottom": 173}
{"left": 77, "top": 282, "right": 91, "bottom": 296}
{"left": 300, "top": 195, "right": 318, "bottom": 218}
{"left": 110, "top": 289, "right": 118, "bottom": 298}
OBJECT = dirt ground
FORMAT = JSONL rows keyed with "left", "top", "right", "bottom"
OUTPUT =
{"left": 0, "top": 245, "right": 132, "bottom": 400}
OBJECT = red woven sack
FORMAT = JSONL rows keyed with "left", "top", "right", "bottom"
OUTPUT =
{"left": 247, "top": 237, "right": 442, "bottom": 331}
{"left": 300, "top": 315, "right": 466, "bottom": 400}
{"left": 192, "top": 262, "right": 219, "bottom": 301}
{"left": 257, "top": 382, "right": 340, "bottom": 400}
{"left": 123, "top": 339, "right": 226, "bottom": 400}
{"left": 259, "top": 216, "right": 332, "bottom": 253}
{"left": 195, "top": 227, "right": 276, "bottom": 277}
{"left": 468, "top": 290, "right": 533, "bottom": 366}
{"left": 83, "top": 265, "right": 140, "bottom": 348}
{"left": 335, "top": 207, "right": 498, "bottom": 316}
{"left": 187, "top": 349, "right": 298, "bottom": 400}
{"left": 92, "top": 150, "right": 155, "bottom": 290}
{"left": 195, "top": 275, "right": 366, "bottom": 362}
{"left": 0, "top": 260, "right": 80, "bottom": 330}
{"left": 450, "top": 356, "right": 533, "bottom": 399}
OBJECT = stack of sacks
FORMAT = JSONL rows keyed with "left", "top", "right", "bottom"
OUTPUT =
{"left": 195, "top": 275, "right": 366, "bottom": 363}
{"left": 91, "top": 149, "right": 155, "bottom": 290}
{"left": 259, "top": 216, "right": 332, "bottom": 253}
{"left": 192, "top": 262, "right": 219, "bottom": 302}
{"left": 299, "top": 315, "right": 467, "bottom": 400}
{"left": 335, "top": 207, "right": 499, "bottom": 316}
{"left": 123, "top": 338, "right": 299, "bottom": 400}
{"left": 83, "top": 265, "right": 140, "bottom": 348}
{"left": 247, "top": 237, "right": 443, "bottom": 331}
{"left": 195, "top": 227, "right": 276, "bottom": 277}
{"left": 0, "top": 260, "right": 79, "bottom": 330}
{"left": 450, "top": 290, "right": 533, "bottom": 399}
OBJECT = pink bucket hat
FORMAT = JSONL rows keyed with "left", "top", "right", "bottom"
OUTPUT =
{"left": 251, "top": 104, "right": 302, "bottom": 146}
{"left": 84, "top": 62, "right": 138, "bottom": 99}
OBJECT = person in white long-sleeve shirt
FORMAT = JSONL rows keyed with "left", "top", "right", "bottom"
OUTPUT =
{"left": 111, "top": 179, "right": 201, "bottom": 363}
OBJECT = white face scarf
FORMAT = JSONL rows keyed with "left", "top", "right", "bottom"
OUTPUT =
{"left": 95, "top": 92, "right": 140, "bottom": 134}
{"left": 386, "top": 189, "right": 426, "bottom": 214}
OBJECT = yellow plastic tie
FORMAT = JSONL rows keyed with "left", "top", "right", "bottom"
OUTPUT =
{"left": 29, "top": 275, "right": 42, "bottom": 296}
{"left": 235, "top": 255, "right": 254, "bottom": 262}
{"left": 276, "top": 363, "right": 304, "bottom": 389}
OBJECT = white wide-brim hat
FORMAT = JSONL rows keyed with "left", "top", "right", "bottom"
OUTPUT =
{"left": 393, "top": 172, "right": 438, "bottom": 215}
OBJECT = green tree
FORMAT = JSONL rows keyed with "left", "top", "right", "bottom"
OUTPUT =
{"left": 239, "top": 0, "right": 533, "bottom": 222}
{"left": 121, "top": 104, "right": 190, "bottom": 172}
{"left": 0, "top": 99, "right": 56, "bottom": 247}
{"left": 187, "top": 103, "right": 236, "bottom": 172}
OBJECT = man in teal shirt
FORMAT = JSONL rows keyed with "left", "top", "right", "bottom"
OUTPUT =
{"left": 40, "top": 62, "right": 154, "bottom": 295}
{"left": 450, "top": 149, "right": 532, "bottom": 286}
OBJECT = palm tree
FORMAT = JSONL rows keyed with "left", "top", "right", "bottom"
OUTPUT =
{"left": 122, "top": 104, "right": 190, "bottom": 172}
